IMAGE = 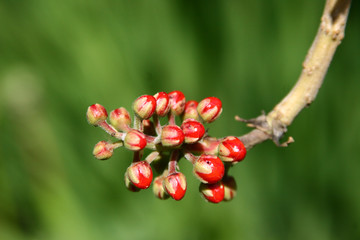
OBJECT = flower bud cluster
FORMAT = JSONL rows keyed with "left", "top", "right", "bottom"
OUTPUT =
{"left": 87, "top": 91, "right": 247, "bottom": 203}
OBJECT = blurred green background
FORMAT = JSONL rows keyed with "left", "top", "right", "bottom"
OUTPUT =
{"left": 1, "top": 0, "right": 359, "bottom": 239}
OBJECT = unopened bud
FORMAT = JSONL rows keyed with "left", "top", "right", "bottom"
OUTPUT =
{"left": 181, "top": 119, "right": 205, "bottom": 144}
{"left": 124, "top": 130, "right": 147, "bottom": 151}
{"left": 163, "top": 172, "right": 187, "bottom": 201}
{"left": 93, "top": 141, "right": 113, "bottom": 160}
{"left": 124, "top": 173, "right": 140, "bottom": 192}
{"left": 199, "top": 182, "right": 225, "bottom": 203}
{"left": 109, "top": 107, "right": 131, "bottom": 132}
{"left": 160, "top": 125, "right": 184, "bottom": 148}
{"left": 87, "top": 103, "right": 108, "bottom": 126}
{"left": 197, "top": 97, "right": 222, "bottom": 123}
{"left": 126, "top": 161, "right": 153, "bottom": 189}
{"left": 218, "top": 136, "right": 247, "bottom": 163}
{"left": 168, "top": 90, "right": 186, "bottom": 116}
{"left": 133, "top": 95, "right": 157, "bottom": 119}
{"left": 193, "top": 154, "right": 224, "bottom": 184}
{"left": 153, "top": 176, "right": 169, "bottom": 200}
{"left": 222, "top": 176, "right": 237, "bottom": 201}
{"left": 182, "top": 100, "right": 199, "bottom": 120}
{"left": 154, "top": 92, "right": 170, "bottom": 117}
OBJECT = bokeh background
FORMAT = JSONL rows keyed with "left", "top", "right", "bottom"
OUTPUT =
{"left": 1, "top": 0, "right": 360, "bottom": 239}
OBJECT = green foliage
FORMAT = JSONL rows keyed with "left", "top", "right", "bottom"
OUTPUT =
{"left": 0, "top": 0, "right": 359, "bottom": 239}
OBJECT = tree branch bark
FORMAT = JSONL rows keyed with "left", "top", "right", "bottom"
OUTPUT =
{"left": 238, "top": 0, "right": 352, "bottom": 150}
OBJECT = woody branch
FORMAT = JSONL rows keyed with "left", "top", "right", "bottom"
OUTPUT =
{"left": 237, "top": 0, "right": 352, "bottom": 149}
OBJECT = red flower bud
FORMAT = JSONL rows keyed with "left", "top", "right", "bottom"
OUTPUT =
{"left": 218, "top": 136, "right": 247, "bottom": 163}
{"left": 109, "top": 107, "right": 131, "bottom": 132}
{"left": 163, "top": 172, "right": 187, "bottom": 200}
{"left": 87, "top": 103, "right": 108, "bottom": 126}
{"left": 181, "top": 119, "right": 205, "bottom": 144}
{"left": 222, "top": 176, "right": 237, "bottom": 201}
{"left": 126, "top": 161, "right": 153, "bottom": 189}
{"left": 133, "top": 95, "right": 157, "bottom": 119}
{"left": 168, "top": 90, "right": 186, "bottom": 116}
{"left": 182, "top": 100, "right": 199, "bottom": 120}
{"left": 197, "top": 97, "right": 222, "bottom": 123}
{"left": 193, "top": 154, "right": 224, "bottom": 184}
{"left": 160, "top": 125, "right": 185, "bottom": 148}
{"left": 124, "top": 173, "right": 141, "bottom": 192}
{"left": 154, "top": 92, "right": 170, "bottom": 117}
{"left": 92, "top": 141, "right": 113, "bottom": 160}
{"left": 153, "top": 176, "right": 169, "bottom": 200}
{"left": 199, "top": 182, "right": 225, "bottom": 203}
{"left": 124, "top": 130, "right": 147, "bottom": 151}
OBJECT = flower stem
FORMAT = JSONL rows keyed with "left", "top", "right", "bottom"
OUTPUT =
{"left": 183, "top": 150, "right": 198, "bottom": 164}
{"left": 145, "top": 151, "right": 160, "bottom": 164}
{"left": 168, "top": 112, "right": 176, "bottom": 125}
{"left": 168, "top": 150, "right": 180, "bottom": 174}
{"left": 152, "top": 114, "right": 162, "bottom": 135}
{"left": 98, "top": 121, "right": 125, "bottom": 140}
{"left": 133, "top": 115, "right": 143, "bottom": 131}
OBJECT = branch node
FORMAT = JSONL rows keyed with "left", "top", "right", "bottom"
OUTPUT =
{"left": 236, "top": 114, "right": 291, "bottom": 148}
{"left": 235, "top": 113, "right": 269, "bottom": 133}
{"left": 274, "top": 136, "right": 295, "bottom": 147}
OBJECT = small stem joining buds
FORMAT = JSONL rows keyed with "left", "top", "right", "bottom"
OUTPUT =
{"left": 185, "top": 137, "right": 220, "bottom": 155}
{"left": 97, "top": 121, "right": 125, "bottom": 139}
{"left": 169, "top": 150, "right": 180, "bottom": 171}
{"left": 183, "top": 150, "right": 199, "bottom": 164}
{"left": 145, "top": 151, "right": 160, "bottom": 164}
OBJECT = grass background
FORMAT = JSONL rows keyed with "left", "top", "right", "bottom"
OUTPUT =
{"left": 1, "top": 0, "right": 360, "bottom": 239}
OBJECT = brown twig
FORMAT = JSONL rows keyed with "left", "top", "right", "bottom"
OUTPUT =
{"left": 238, "top": 0, "right": 351, "bottom": 150}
